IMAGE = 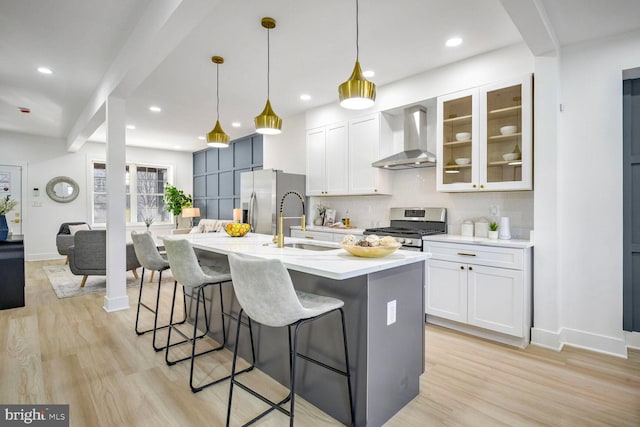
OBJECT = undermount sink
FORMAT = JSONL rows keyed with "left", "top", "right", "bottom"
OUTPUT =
{"left": 283, "top": 242, "right": 337, "bottom": 251}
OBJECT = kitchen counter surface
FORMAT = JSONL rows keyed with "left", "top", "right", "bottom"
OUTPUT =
{"left": 164, "top": 232, "right": 428, "bottom": 280}
{"left": 291, "top": 225, "right": 366, "bottom": 235}
{"left": 423, "top": 234, "right": 534, "bottom": 249}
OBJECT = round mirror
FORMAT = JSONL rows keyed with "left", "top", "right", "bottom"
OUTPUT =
{"left": 46, "top": 176, "right": 79, "bottom": 203}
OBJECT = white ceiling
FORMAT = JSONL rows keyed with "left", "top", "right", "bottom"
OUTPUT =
{"left": 1, "top": 0, "right": 640, "bottom": 153}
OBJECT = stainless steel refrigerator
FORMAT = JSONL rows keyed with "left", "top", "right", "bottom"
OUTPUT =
{"left": 240, "top": 169, "right": 306, "bottom": 237}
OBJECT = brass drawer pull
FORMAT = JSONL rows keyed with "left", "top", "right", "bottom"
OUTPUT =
{"left": 305, "top": 236, "right": 315, "bottom": 239}
{"left": 457, "top": 252, "right": 477, "bottom": 257}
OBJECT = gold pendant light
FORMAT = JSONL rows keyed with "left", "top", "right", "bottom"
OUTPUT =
{"left": 207, "top": 55, "right": 230, "bottom": 147}
{"left": 255, "top": 17, "right": 282, "bottom": 135}
{"left": 338, "top": 0, "right": 376, "bottom": 110}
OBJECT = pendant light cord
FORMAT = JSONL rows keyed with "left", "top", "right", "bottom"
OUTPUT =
{"left": 267, "top": 27, "right": 271, "bottom": 100}
{"left": 216, "top": 63, "right": 220, "bottom": 121}
{"left": 355, "top": 0, "right": 360, "bottom": 60}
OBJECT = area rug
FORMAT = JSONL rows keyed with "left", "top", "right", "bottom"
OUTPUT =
{"left": 43, "top": 265, "right": 143, "bottom": 299}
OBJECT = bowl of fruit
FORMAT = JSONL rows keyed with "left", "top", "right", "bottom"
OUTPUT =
{"left": 224, "top": 222, "right": 251, "bottom": 237}
{"left": 340, "top": 234, "right": 402, "bottom": 258}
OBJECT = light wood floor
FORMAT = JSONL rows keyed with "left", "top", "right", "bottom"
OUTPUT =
{"left": 1, "top": 260, "right": 639, "bottom": 426}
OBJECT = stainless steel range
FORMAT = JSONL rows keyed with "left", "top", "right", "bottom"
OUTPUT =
{"left": 363, "top": 207, "right": 447, "bottom": 251}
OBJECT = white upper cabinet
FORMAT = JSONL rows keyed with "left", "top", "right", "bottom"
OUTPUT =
{"left": 305, "top": 122, "right": 348, "bottom": 196}
{"left": 348, "top": 113, "right": 391, "bottom": 195}
{"left": 306, "top": 113, "right": 391, "bottom": 196}
{"left": 437, "top": 74, "right": 533, "bottom": 192}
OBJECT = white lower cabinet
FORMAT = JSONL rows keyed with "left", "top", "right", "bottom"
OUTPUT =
{"left": 291, "top": 229, "right": 363, "bottom": 243}
{"left": 425, "top": 240, "right": 532, "bottom": 347}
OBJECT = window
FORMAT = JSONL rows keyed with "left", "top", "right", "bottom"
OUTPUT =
{"left": 92, "top": 161, "right": 171, "bottom": 225}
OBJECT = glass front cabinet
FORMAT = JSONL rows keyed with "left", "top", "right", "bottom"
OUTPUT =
{"left": 436, "top": 74, "right": 532, "bottom": 192}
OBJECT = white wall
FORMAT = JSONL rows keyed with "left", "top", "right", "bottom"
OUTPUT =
{"left": 536, "top": 29, "right": 640, "bottom": 356}
{"left": 262, "top": 112, "right": 306, "bottom": 174}
{"left": 0, "top": 131, "right": 193, "bottom": 260}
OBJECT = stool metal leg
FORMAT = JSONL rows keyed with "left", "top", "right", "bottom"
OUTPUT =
{"left": 226, "top": 308, "right": 355, "bottom": 426}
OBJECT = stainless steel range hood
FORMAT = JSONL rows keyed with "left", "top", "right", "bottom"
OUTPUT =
{"left": 372, "top": 105, "right": 436, "bottom": 170}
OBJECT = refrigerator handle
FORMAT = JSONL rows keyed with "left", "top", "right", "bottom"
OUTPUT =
{"left": 248, "top": 191, "right": 256, "bottom": 232}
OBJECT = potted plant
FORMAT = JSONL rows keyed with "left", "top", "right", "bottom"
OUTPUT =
{"left": 164, "top": 184, "right": 193, "bottom": 229}
{"left": 0, "top": 195, "right": 17, "bottom": 240}
{"left": 488, "top": 221, "right": 499, "bottom": 240}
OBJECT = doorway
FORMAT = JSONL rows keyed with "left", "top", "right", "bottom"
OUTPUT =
{"left": 623, "top": 69, "right": 640, "bottom": 332}
{"left": 0, "top": 164, "right": 22, "bottom": 236}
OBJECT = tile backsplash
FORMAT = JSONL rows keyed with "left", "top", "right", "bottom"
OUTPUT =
{"left": 309, "top": 168, "right": 534, "bottom": 240}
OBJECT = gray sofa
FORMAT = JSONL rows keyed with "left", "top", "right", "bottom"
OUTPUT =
{"left": 68, "top": 230, "right": 141, "bottom": 287}
{"left": 56, "top": 221, "right": 90, "bottom": 262}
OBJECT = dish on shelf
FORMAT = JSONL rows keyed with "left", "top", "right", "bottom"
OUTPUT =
{"left": 502, "top": 152, "right": 520, "bottom": 161}
{"left": 455, "top": 132, "right": 471, "bottom": 141}
{"left": 341, "top": 243, "right": 401, "bottom": 258}
{"left": 500, "top": 125, "right": 517, "bottom": 135}
{"left": 455, "top": 157, "right": 471, "bottom": 165}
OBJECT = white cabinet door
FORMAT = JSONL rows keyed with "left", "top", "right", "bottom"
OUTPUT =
{"left": 325, "top": 122, "right": 349, "bottom": 195}
{"left": 467, "top": 264, "right": 524, "bottom": 336}
{"left": 426, "top": 259, "right": 468, "bottom": 323}
{"left": 348, "top": 114, "right": 391, "bottom": 195}
{"left": 306, "top": 127, "right": 326, "bottom": 196}
{"left": 436, "top": 87, "right": 480, "bottom": 192}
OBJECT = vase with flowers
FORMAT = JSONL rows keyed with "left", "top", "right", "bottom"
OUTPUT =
{"left": 314, "top": 203, "right": 328, "bottom": 226}
{"left": 0, "top": 195, "right": 17, "bottom": 240}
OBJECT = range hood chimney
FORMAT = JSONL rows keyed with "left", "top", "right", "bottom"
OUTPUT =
{"left": 372, "top": 106, "right": 436, "bottom": 170}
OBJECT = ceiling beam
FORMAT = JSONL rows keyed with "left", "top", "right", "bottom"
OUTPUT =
{"left": 66, "top": 0, "right": 220, "bottom": 152}
{"left": 500, "top": 0, "right": 559, "bottom": 57}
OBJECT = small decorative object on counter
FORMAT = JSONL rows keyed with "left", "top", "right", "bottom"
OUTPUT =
{"left": 461, "top": 220, "right": 474, "bottom": 237}
{"left": 0, "top": 195, "right": 17, "bottom": 241}
{"left": 323, "top": 209, "right": 336, "bottom": 227}
{"left": 488, "top": 221, "right": 499, "bottom": 240}
{"left": 225, "top": 223, "right": 251, "bottom": 237}
{"left": 314, "top": 203, "right": 328, "bottom": 226}
{"left": 143, "top": 216, "right": 154, "bottom": 230}
{"left": 499, "top": 217, "right": 511, "bottom": 240}
{"left": 474, "top": 218, "right": 489, "bottom": 237}
{"left": 340, "top": 234, "right": 401, "bottom": 258}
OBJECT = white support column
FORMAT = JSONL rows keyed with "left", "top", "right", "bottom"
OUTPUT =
{"left": 103, "top": 96, "right": 129, "bottom": 312}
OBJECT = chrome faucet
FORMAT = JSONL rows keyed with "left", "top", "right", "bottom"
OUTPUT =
{"left": 277, "top": 191, "right": 306, "bottom": 248}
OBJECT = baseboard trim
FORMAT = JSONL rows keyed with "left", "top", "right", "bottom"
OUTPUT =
{"left": 532, "top": 326, "right": 628, "bottom": 358}
{"left": 103, "top": 295, "right": 130, "bottom": 312}
{"left": 624, "top": 330, "right": 640, "bottom": 351}
{"left": 426, "top": 316, "right": 529, "bottom": 348}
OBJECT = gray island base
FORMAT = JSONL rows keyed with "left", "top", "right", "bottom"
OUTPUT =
{"left": 170, "top": 233, "right": 427, "bottom": 426}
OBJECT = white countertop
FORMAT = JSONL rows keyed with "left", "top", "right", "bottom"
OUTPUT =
{"left": 423, "top": 234, "right": 534, "bottom": 249}
{"left": 162, "top": 232, "right": 428, "bottom": 280}
{"left": 291, "top": 225, "right": 366, "bottom": 235}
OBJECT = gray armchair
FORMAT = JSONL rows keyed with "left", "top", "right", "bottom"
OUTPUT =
{"left": 56, "top": 222, "right": 90, "bottom": 263}
{"left": 68, "top": 230, "right": 141, "bottom": 287}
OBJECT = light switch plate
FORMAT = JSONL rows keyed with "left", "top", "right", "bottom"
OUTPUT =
{"left": 387, "top": 300, "right": 396, "bottom": 326}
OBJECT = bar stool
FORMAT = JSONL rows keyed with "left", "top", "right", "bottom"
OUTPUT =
{"left": 131, "top": 231, "right": 185, "bottom": 352}
{"left": 225, "top": 253, "right": 354, "bottom": 427}
{"left": 163, "top": 238, "right": 254, "bottom": 393}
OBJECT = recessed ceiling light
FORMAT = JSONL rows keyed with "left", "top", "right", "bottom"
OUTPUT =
{"left": 362, "top": 70, "right": 375, "bottom": 78}
{"left": 197, "top": 136, "right": 205, "bottom": 140}
{"left": 149, "top": 106, "right": 161, "bottom": 112}
{"left": 37, "top": 67, "right": 52, "bottom": 74}
{"left": 126, "top": 125, "right": 136, "bottom": 130}
{"left": 173, "top": 145, "right": 181, "bottom": 149}
{"left": 231, "top": 122, "right": 241, "bottom": 128}
{"left": 300, "top": 94, "right": 311, "bottom": 101}
{"left": 446, "top": 37, "right": 463, "bottom": 47}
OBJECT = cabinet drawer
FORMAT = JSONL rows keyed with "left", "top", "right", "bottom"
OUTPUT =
{"left": 290, "top": 230, "right": 333, "bottom": 242}
{"left": 425, "top": 242, "right": 523, "bottom": 270}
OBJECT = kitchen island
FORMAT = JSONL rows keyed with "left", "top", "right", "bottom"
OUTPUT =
{"left": 167, "top": 232, "right": 428, "bottom": 427}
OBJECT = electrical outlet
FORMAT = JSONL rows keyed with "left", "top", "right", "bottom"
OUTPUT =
{"left": 490, "top": 205, "right": 498, "bottom": 216}
{"left": 387, "top": 300, "right": 396, "bottom": 325}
